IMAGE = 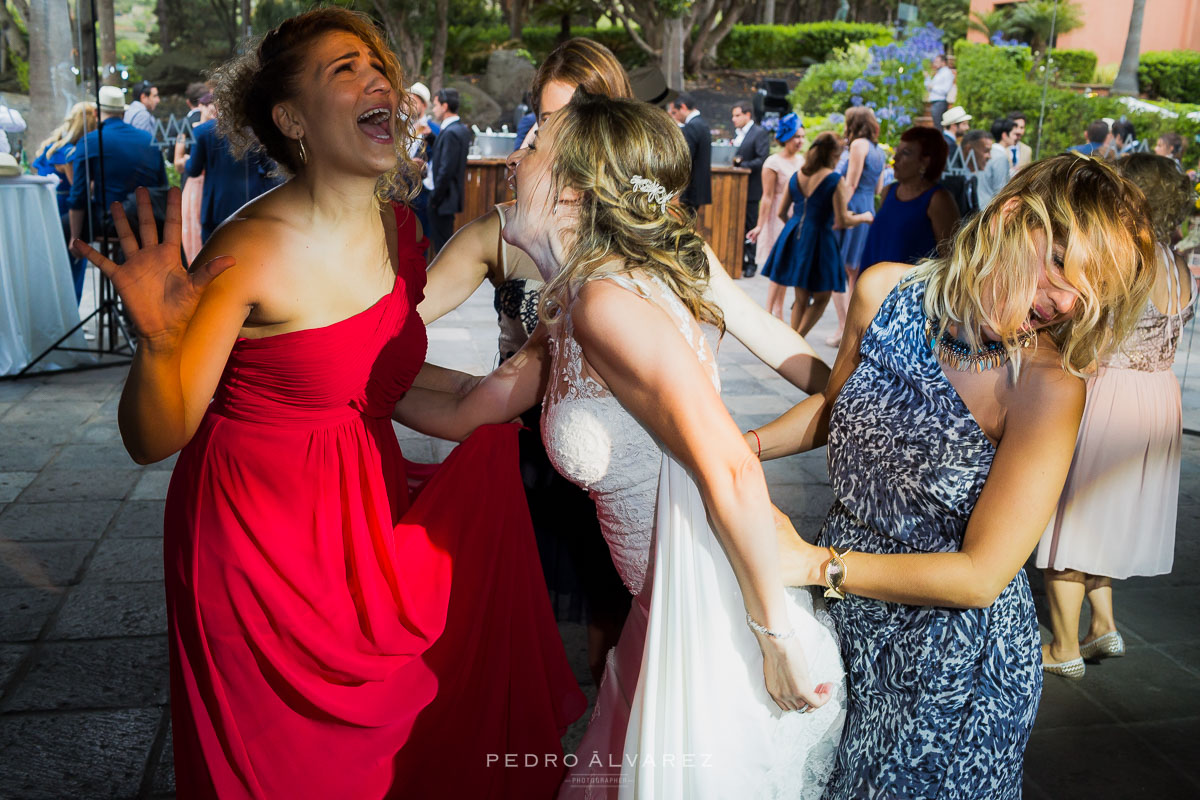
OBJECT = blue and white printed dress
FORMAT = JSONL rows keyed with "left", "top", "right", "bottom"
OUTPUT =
{"left": 818, "top": 278, "right": 1041, "bottom": 800}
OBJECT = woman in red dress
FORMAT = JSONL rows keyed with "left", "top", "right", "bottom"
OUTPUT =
{"left": 72, "top": 9, "right": 584, "bottom": 798}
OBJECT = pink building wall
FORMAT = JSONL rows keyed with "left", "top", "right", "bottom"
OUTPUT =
{"left": 967, "top": 0, "right": 1200, "bottom": 68}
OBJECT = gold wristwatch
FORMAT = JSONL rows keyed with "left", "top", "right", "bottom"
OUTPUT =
{"left": 823, "top": 546, "right": 853, "bottom": 600}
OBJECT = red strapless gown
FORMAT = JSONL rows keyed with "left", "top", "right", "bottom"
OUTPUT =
{"left": 163, "top": 206, "right": 585, "bottom": 799}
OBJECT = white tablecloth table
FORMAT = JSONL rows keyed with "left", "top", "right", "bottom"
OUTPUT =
{"left": 0, "top": 174, "right": 92, "bottom": 375}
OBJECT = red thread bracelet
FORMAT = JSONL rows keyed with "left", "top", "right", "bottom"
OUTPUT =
{"left": 749, "top": 429, "right": 761, "bottom": 460}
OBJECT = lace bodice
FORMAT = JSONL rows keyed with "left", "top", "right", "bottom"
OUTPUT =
{"left": 1105, "top": 248, "right": 1195, "bottom": 372}
{"left": 541, "top": 272, "right": 720, "bottom": 596}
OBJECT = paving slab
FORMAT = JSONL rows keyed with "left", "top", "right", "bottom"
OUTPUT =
{"left": 82, "top": 538, "right": 164, "bottom": 584}
{"left": 3, "top": 637, "right": 170, "bottom": 711}
{"left": 0, "top": 540, "right": 94, "bottom": 588}
{"left": 51, "top": 582, "right": 168, "bottom": 640}
{"left": 109, "top": 500, "right": 167, "bottom": 539}
{"left": 0, "top": 500, "right": 120, "bottom": 541}
{"left": 0, "top": 471, "right": 37, "bottom": 503}
{"left": 19, "top": 468, "right": 140, "bottom": 503}
{"left": 0, "top": 587, "right": 63, "bottom": 641}
{"left": 0, "top": 708, "right": 161, "bottom": 799}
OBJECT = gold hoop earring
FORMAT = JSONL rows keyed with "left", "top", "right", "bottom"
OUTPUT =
{"left": 298, "top": 136, "right": 308, "bottom": 165}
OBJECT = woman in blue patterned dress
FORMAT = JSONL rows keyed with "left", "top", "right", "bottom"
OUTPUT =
{"left": 747, "top": 155, "right": 1158, "bottom": 799}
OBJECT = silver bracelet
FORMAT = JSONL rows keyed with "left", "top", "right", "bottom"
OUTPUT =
{"left": 745, "top": 613, "right": 796, "bottom": 640}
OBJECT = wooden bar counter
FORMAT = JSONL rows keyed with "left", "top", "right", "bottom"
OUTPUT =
{"left": 454, "top": 158, "right": 749, "bottom": 280}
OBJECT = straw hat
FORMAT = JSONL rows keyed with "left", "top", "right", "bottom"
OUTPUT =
{"left": 940, "top": 105, "right": 972, "bottom": 127}
{"left": 409, "top": 82, "right": 431, "bottom": 105}
{"left": 98, "top": 85, "right": 127, "bottom": 113}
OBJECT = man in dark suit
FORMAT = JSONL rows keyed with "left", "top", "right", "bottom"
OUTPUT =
{"left": 186, "top": 115, "right": 280, "bottom": 244}
{"left": 67, "top": 84, "right": 169, "bottom": 301}
{"left": 669, "top": 93, "right": 711, "bottom": 213}
{"left": 731, "top": 101, "right": 769, "bottom": 276}
{"left": 428, "top": 87, "right": 471, "bottom": 253}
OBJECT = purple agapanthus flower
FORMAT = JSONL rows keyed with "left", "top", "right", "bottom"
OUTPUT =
{"left": 850, "top": 95, "right": 864, "bottom": 107}
{"left": 896, "top": 114, "right": 912, "bottom": 127}
{"left": 876, "top": 107, "right": 894, "bottom": 121}
{"left": 851, "top": 77, "right": 875, "bottom": 93}
{"left": 865, "top": 101, "right": 877, "bottom": 109}
{"left": 828, "top": 112, "right": 845, "bottom": 124}
{"left": 832, "top": 79, "right": 848, "bottom": 92}
{"left": 882, "top": 75, "right": 897, "bottom": 86}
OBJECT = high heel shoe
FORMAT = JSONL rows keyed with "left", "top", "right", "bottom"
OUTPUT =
{"left": 1080, "top": 630, "right": 1126, "bottom": 660}
{"left": 1041, "top": 655, "right": 1085, "bottom": 679}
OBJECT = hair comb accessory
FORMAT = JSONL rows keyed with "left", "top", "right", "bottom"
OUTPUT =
{"left": 630, "top": 175, "right": 674, "bottom": 214}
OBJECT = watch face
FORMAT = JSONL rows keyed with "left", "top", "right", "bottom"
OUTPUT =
{"left": 827, "top": 560, "right": 844, "bottom": 584}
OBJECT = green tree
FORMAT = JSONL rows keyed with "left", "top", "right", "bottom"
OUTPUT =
{"left": 1004, "top": 0, "right": 1082, "bottom": 53}
{"left": 608, "top": 0, "right": 754, "bottom": 89}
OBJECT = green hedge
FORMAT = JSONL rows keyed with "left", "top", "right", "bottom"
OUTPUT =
{"left": 445, "top": 22, "right": 892, "bottom": 74}
{"left": 715, "top": 22, "right": 892, "bottom": 68}
{"left": 1138, "top": 50, "right": 1200, "bottom": 103}
{"left": 955, "top": 42, "right": 1200, "bottom": 158}
{"left": 1046, "top": 48, "right": 1097, "bottom": 83}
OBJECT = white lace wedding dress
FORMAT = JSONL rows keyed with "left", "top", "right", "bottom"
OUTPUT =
{"left": 543, "top": 273, "right": 846, "bottom": 799}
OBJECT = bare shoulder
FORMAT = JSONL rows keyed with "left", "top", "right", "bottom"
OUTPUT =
{"left": 849, "top": 138, "right": 871, "bottom": 155}
{"left": 573, "top": 276, "right": 680, "bottom": 355}
{"left": 929, "top": 187, "right": 957, "bottom": 211}
{"left": 1004, "top": 345, "right": 1085, "bottom": 428}
{"left": 854, "top": 263, "right": 909, "bottom": 307}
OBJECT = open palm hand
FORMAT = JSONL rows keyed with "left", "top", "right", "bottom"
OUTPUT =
{"left": 71, "top": 187, "right": 234, "bottom": 347}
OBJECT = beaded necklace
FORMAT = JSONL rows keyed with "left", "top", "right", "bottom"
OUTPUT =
{"left": 926, "top": 317, "right": 1037, "bottom": 372}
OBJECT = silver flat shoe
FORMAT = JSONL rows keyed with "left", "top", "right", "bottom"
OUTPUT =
{"left": 1042, "top": 656, "right": 1086, "bottom": 679}
{"left": 1080, "top": 630, "right": 1126, "bottom": 660}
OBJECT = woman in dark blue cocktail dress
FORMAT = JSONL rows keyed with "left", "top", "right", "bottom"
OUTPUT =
{"left": 762, "top": 132, "right": 873, "bottom": 335}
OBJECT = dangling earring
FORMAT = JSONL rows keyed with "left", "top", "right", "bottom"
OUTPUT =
{"left": 298, "top": 136, "right": 308, "bottom": 165}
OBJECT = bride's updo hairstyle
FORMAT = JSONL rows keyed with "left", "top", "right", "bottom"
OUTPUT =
{"left": 213, "top": 7, "right": 420, "bottom": 203}
{"left": 540, "top": 91, "right": 723, "bottom": 331}
{"left": 908, "top": 153, "right": 1156, "bottom": 377}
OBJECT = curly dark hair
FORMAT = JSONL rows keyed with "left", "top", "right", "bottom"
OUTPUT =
{"left": 901, "top": 126, "right": 950, "bottom": 182}
{"left": 211, "top": 7, "right": 420, "bottom": 203}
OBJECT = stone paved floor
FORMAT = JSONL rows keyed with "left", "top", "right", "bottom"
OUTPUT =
{"left": 1, "top": 271, "right": 1198, "bottom": 798}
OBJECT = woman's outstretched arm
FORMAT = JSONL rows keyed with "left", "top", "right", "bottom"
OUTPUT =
{"left": 72, "top": 188, "right": 251, "bottom": 464}
{"left": 392, "top": 325, "right": 550, "bottom": 441}
{"left": 571, "top": 278, "right": 835, "bottom": 713}
{"left": 746, "top": 263, "right": 908, "bottom": 459}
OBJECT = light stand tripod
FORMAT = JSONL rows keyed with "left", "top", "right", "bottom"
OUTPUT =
{"left": 4, "top": 0, "right": 135, "bottom": 380}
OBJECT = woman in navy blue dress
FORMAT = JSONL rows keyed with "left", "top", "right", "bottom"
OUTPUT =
{"left": 762, "top": 132, "right": 873, "bottom": 335}
{"left": 749, "top": 155, "right": 1158, "bottom": 799}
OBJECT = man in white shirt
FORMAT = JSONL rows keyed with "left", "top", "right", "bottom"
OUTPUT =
{"left": 123, "top": 81, "right": 159, "bottom": 135}
{"left": 0, "top": 96, "right": 27, "bottom": 155}
{"left": 925, "top": 55, "right": 955, "bottom": 132}
{"left": 979, "top": 117, "right": 1016, "bottom": 208}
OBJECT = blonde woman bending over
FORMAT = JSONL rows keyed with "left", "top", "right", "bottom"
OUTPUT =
{"left": 394, "top": 92, "right": 846, "bottom": 798}
{"left": 750, "top": 155, "right": 1157, "bottom": 799}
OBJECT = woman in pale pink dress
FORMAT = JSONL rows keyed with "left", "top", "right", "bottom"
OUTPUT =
{"left": 1038, "top": 153, "right": 1197, "bottom": 678}
{"left": 172, "top": 94, "right": 213, "bottom": 263}
{"left": 748, "top": 113, "right": 805, "bottom": 320}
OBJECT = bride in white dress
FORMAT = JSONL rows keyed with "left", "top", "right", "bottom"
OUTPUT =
{"left": 398, "top": 92, "right": 845, "bottom": 798}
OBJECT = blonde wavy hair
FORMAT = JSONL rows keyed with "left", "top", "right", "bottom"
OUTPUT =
{"left": 39, "top": 102, "right": 96, "bottom": 158}
{"left": 212, "top": 7, "right": 420, "bottom": 205}
{"left": 537, "top": 92, "right": 722, "bottom": 331}
{"left": 908, "top": 153, "right": 1156, "bottom": 377}
{"left": 1116, "top": 153, "right": 1196, "bottom": 243}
